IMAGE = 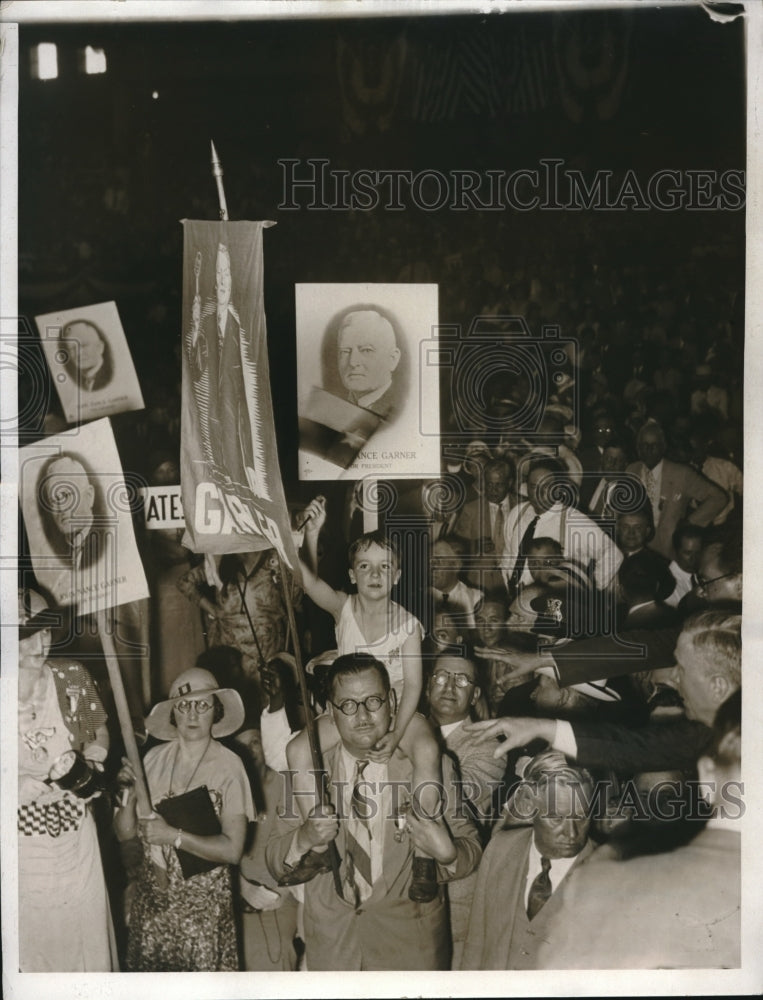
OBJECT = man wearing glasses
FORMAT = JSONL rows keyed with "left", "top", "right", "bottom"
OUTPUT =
{"left": 265, "top": 652, "right": 482, "bottom": 971}
{"left": 427, "top": 654, "right": 504, "bottom": 831}
{"left": 426, "top": 653, "right": 505, "bottom": 968}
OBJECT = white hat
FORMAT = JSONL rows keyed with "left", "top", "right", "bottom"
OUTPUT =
{"left": 145, "top": 667, "right": 245, "bottom": 741}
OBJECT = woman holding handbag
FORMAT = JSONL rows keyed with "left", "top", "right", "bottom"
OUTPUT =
{"left": 115, "top": 666, "right": 253, "bottom": 971}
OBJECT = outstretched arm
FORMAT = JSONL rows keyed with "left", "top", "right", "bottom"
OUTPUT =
{"left": 298, "top": 496, "right": 346, "bottom": 621}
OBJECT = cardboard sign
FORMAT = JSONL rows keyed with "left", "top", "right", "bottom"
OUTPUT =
{"left": 296, "top": 283, "right": 441, "bottom": 480}
{"left": 36, "top": 300, "right": 145, "bottom": 424}
{"left": 19, "top": 418, "right": 149, "bottom": 614}
{"left": 142, "top": 486, "right": 185, "bottom": 530}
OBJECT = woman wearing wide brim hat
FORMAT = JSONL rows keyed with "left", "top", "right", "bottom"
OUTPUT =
{"left": 145, "top": 667, "right": 246, "bottom": 742}
{"left": 114, "top": 666, "right": 254, "bottom": 971}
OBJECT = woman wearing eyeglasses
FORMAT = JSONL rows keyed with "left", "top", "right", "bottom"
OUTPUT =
{"left": 114, "top": 667, "right": 254, "bottom": 971}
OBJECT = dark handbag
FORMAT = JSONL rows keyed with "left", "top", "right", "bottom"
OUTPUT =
{"left": 154, "top": 785, "right": 222, "bottom": 879}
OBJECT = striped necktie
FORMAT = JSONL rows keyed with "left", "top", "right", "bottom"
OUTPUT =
{"left": 345, "top": 759, "right": 373, "bottom": 907}
{"left": 526, "top": 856, "right": 552, "bottom": 920}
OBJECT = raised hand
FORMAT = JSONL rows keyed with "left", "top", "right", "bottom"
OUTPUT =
{"left": 462, "top": 717, "right": 556, "bottom": 758}
{"left": 299, "top": 496, "right": 327, "bottom": 538}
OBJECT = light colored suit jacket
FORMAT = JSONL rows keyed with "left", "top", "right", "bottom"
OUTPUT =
{"left": 455, "top": 496, "right": 510, "bottom": 590}
{"left": 626, "top": 458, "right": 727, "bottom": 559}
{"left": 461, "top": 825, "right": 595, "bottom": 970}
{"left": 536, "top": 827, "right": 740, "bottom": 969}
{"left": 441, "top": 719, "right": 505, "bottom": 828}
{"left": 265, "top": 746, "right": 482, "bottom": 971}
{"left": 439, "top": 719, "right": 506, "bottom": 969}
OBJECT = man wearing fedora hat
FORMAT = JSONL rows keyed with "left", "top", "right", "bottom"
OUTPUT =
{"left": 115, "top": 666, "right": 254, "bottom": 971}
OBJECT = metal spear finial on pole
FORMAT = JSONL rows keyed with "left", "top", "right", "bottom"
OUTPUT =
{"left": 210, "top": 139, "right": 229, "bottom": 221}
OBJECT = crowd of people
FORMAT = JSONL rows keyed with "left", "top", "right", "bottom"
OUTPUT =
{"left": 14, "top": 7, "right": 747, "bottom": 980}
{"left": 18, "top": 313, "right": 744, "bottom": 968}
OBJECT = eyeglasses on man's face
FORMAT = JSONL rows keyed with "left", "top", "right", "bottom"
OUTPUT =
{"left": 431, "top": 669, "right": 475, "bottom": 689}
{"left": 331, "top": 694, "right": 386, "bottom": 716}
{"left": 695, "top": 571, "right": 735, "bottom": 589}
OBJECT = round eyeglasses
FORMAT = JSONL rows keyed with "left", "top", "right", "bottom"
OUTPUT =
{"left": 331, "top": 695, "right": 386, "bottom": 716}
{"left": 175, "top": 698, "right": 213, "bottom": 714}
{"left": 695, "top": 572, "right": 735, "bottom": 589}
{"left": 431, "top": 669, "right": 475, "bottom": 689}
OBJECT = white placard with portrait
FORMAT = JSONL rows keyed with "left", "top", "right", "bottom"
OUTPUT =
{"left": 296, "top": 282, "right": 441, "bottom": 480}
{"left": 36, "top": 300, "right": 145, "bottom": 424}
{"left": 19, "top": 417, "right": 149, "bottom": 615}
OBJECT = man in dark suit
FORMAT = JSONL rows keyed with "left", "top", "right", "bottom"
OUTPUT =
{"left": 38, "top": 453, "right": 103, "bottom": 577}
{"left": 617, "top": 553, "right": 678, "bottom": 630}
{"left": 60, "top": 319, "right": 111, "bottom": 392}
{"left": 464, "top": 610, "right": 741, "bottom": 777}
{"left": 265, "top": 653, "right": 482, "bottom": 971}
{"left": 461, "top": 750, "right": 596, "bottom": 969}
{"left": 536, "top": 691, "right": 741, "bottom": 969}
{"left": 575, "top": 410, "right": 620, "bottom": 511}
{"left": 586, "top": 438, "right": 637, "bottom": 520}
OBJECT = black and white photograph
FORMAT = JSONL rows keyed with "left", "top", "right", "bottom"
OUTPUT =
{"left": 36, "top": 300, "right": 145, "bottom": 423}
{"left": 1, "top": 1, "right": 761, "bottom": 998}
{"left": 18, "top": 417, "right": 150, "bottom": 615}
{"left": 296, "top": 282, "right": 440, "bottom": 478}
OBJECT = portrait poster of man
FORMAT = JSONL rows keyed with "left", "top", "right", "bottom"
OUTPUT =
{"left": 297, "top": 282, "right": 440, "bottom": 479}
{"left": 18, "top": 417, "right": 149, "bottom": 615}
{"left": 35, "top": 300, "right": 145, "bottom": 424}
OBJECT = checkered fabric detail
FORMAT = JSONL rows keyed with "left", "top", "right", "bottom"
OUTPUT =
{"left": 18, "top": 796, "right": 86, "bottom": 837}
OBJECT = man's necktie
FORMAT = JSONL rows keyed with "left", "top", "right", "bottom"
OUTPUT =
{"left": 492, "top": 503, "right": 505, "bottom": 555}
{"left": 345, "top": 759, "right": 373, "bottom": 906}
{"left": 510, "top": 514, "right": 540, "bottom": 588}
{"left": 526, "top": 856, "right": 552, "bottom": 920}
{"left": 645, "top": 468, "right": 660, "bottom": 524}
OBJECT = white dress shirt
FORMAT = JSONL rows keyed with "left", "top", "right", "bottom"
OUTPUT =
{"left": 430, "top": 579, "right": 484, "bottom": 626}
{"left": 665, "top": 561, "right": 694, "bottom": 608}
{"left": 523, "top": 837, "right": 579, "bottom": 910}
{"left": 502, "top": 500, "right": 622, "bottom": 590}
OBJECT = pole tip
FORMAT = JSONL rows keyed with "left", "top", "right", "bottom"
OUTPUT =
{"left": 210, "top": 139, "right": 219, "bottom": 162}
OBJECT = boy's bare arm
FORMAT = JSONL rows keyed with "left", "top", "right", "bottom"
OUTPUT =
{"left": 298, "top": 496, "right": 346, "bottom": 620}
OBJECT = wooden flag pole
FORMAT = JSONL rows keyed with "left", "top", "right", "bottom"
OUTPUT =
{"left": 96, "top": 607, "right": 152, "bottom": 817}
{"left": 209, "top": 144, "right": 343, "bottom": 895}
{"left": 277, "top": 551, "right": 344, "bottom": 897}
